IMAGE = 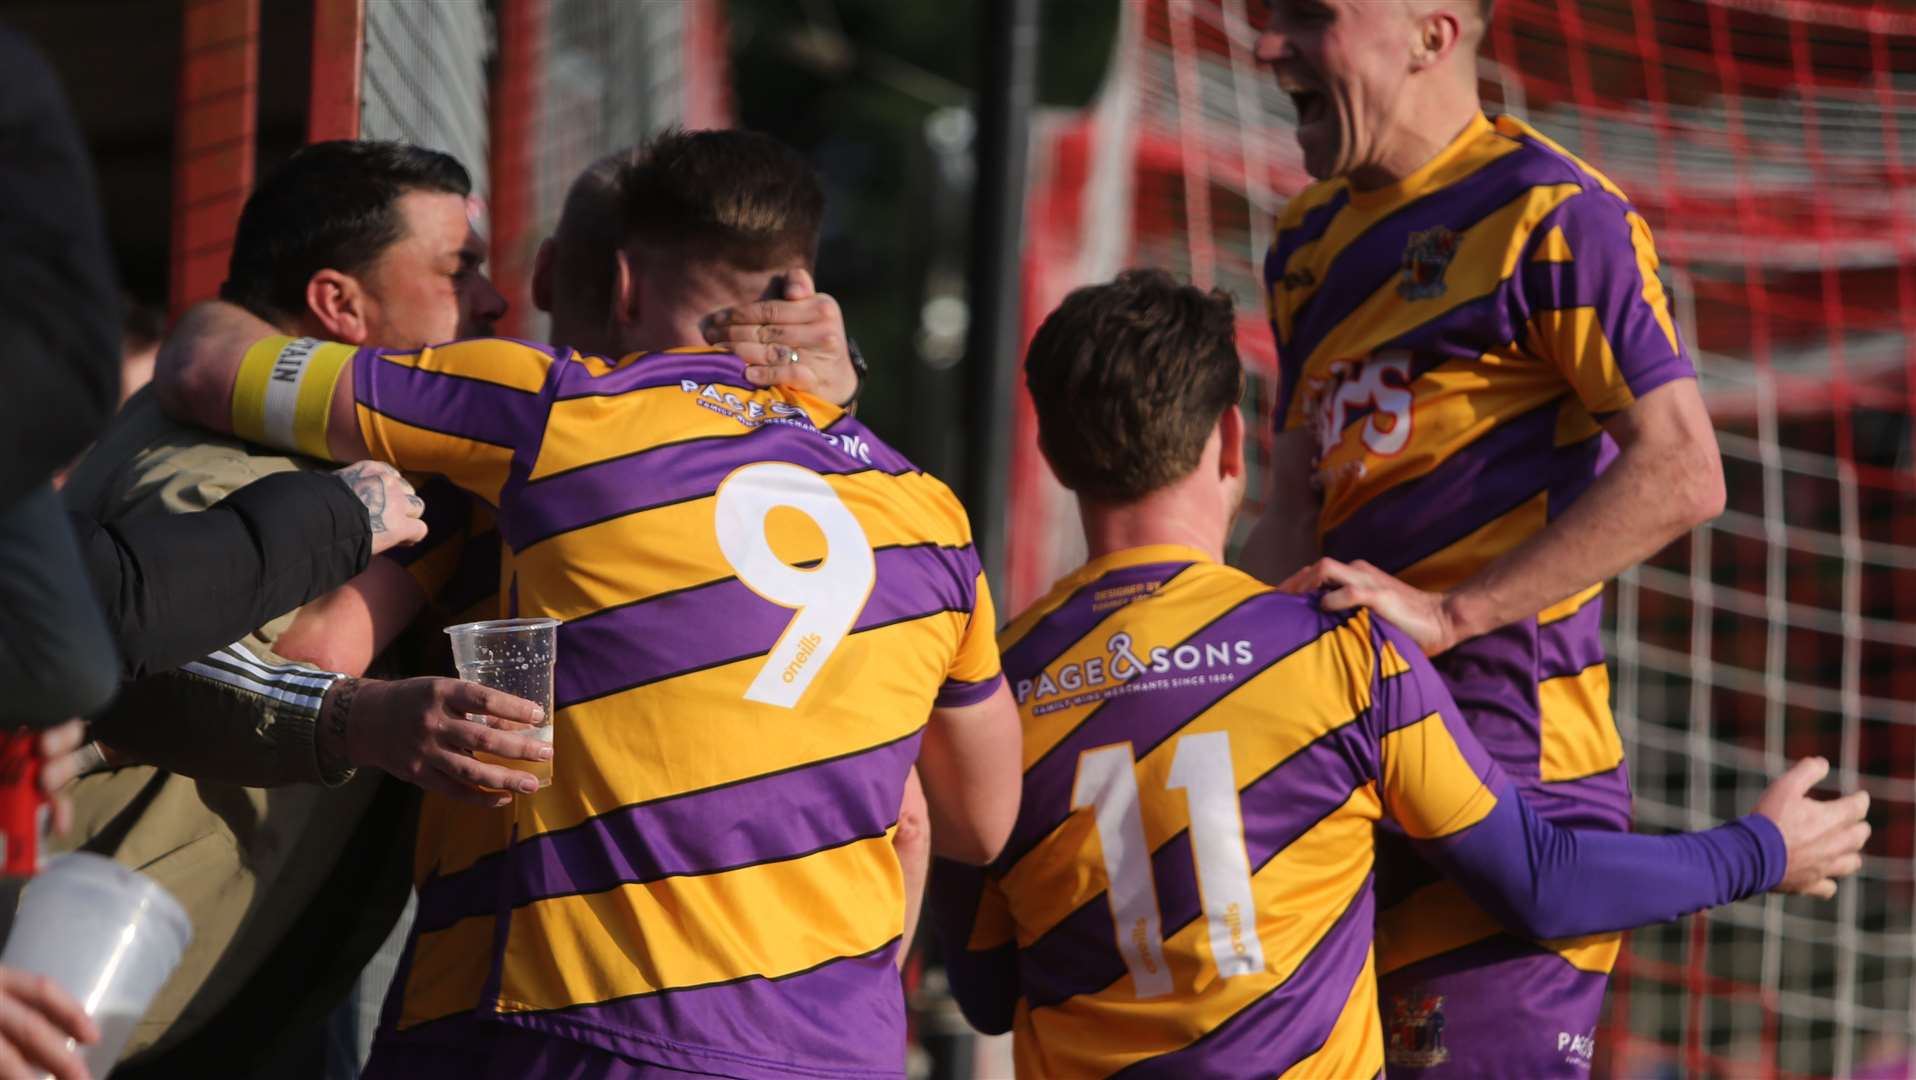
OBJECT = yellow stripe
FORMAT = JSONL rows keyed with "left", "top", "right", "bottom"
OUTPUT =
{"left": 998, "top": 544, "right": 1213, "bottom": 653}
{"left": 1300, "top": 182, "right": 1581, "bottom": 380}
{"left": 1274, "top": 133, "right": 1525, "bottom": 336}
{"left": 1377, "top": 713, "right": 1499, "bottom": 840}
{"left": 1278, "top": 947, "right": 1382, "bottom": 1080}
{"left": 968, "top": 875, "right": 1017, "bottom": 952}
{"left": 1396, "top": 490, "right": 1548, "bottom": 595}
{"left": 1014, "top": 795, "right": 1378, "bottom": 1077}
{"left": 230, "top": 335, "right": 294, "bottom": 445}
{"left": 1377, "top": 879, "right": 1622, "bottom": 976}
{"left": 1539, "top": 583, "right": 1603, "bottom": 626}
{"left": 1497, "top": 115, "right": 1630, "bottom": 202}
{"left": 412, "top": 795, "right": 513, "bottom": 884}
{"left": 512, "top": 469, "right": 972, "bottom": 622}
{"left": 522, "top": 616, "right": 954, "bottom": 835}
{"left": 531, "top": 384, "right": 742, "bottom": 480}
{"left": 951, "top": 570, "right": 1003, "bottom": 686}
{"left": 395, "top": 913, "right": 496, "bottom": 1029}
{"left": 1315, "top": 350, "right": 1565, "bottom": 535}
{"left": 1527, "top": 306, "right": 1636, "bottom": 416}
{"left": 376, "top": 338, "right": 554, "bottom": 393}
{"left": 1532, "top": 223, "right": 1574, "bottom": 263}
{"left": 1003, "top": 614, "right": 1380, "bottom": 938}
{"left": 290, "top": 341, "right": 354, "bottom": 458}
{"left": 496, "top": 834, "right": 902, "bottom": 1010}
{"left": 1377, "top": 638, "right": 1412, "bottom": 679}
{"left": 1627, "top": 210, "right": 1684, "bottom": 355}
{"left": 1538, "top": 662, "right": 1623, "bottom": 783}
{"left": 356, "top": 403, "right": 517, "bottom": 505}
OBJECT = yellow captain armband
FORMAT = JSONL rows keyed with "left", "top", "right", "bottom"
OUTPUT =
{"left": 231, "top": 335, "right": 357, "bottom": 459}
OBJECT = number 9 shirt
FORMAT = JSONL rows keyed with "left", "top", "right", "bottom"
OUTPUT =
{"left": 342, "top": 338, "right": 1004, "bottom": 1078}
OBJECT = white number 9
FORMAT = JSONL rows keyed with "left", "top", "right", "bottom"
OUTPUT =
{"left": 714, "top": 462, "right": 877, "bottom": 708}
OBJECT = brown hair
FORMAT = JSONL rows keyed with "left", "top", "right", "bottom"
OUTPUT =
{"left": 1024, "top": 269, "right": 1242, "bottom": 503}
{"left": 618, "top": 129, "right": 824, "bottom": 273}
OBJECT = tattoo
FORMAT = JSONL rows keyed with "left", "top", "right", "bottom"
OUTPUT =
{"left": 337, "top": 463, "right": 389, "bottom": 533}
{"left": 318, "top": 676, "right": 361, "bottom": 777}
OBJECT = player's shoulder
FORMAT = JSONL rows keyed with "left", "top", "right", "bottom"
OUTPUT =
{"left": 1489, "top": 113, "right": 1636, "bottom": 206}
{"left": 1274, "top": 175, "right": 1351, "bottom": 236}
{"left": 394, "top": 335, "right": 563, "bottom": 395}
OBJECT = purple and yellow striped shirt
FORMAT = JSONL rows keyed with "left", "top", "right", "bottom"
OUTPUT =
{"left": 933, "top": 549, "right": 1782, "bottom": 1078}
{"left": 347, "top": 339, "right": 1002, "bottom": 1078}
{"left": 1265, "top": 112, "right": 1696, "bottom": 976}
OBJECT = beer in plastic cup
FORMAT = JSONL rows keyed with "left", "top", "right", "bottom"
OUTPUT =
{"left": 445, "top": 617, "right": 559, "bottom": 788}
{"left": 0, "top": 852, "right": 191, "bottom": 1078}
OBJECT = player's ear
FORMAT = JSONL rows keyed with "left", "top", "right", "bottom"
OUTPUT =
{"left": 1217, "top": 405, "right": 1247, "bottom": 481}
{"left": 531, "top": 238, "right": 555, "bottom": 314}
{"left": 612, "top": 246, "right": 642, "bottom": 328}
{"left": 305, "top": 269, "right": 373, "bottom": 345}
{"left": 1410, "top": 7, "right": 1464, "bottom": 70}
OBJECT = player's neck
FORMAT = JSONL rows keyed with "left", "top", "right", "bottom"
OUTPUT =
{"left": 1078, "top": 493, "right": 1227, "bottom": 567}
{"left": 1347, "top": 86, "right": 1483, "bottom": 193}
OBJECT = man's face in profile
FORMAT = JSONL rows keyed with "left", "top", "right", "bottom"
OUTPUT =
{"left": 359, "top": 190, "right": 507, "bottom": 348}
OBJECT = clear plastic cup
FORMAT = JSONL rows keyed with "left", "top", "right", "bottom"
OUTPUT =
{"left": 0, "top": 852, "right": 191, "bottom": 1079}
{"left": 445, "top": 617, "right": 560, "bottom": 788}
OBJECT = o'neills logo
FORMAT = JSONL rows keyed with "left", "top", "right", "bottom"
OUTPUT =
{"left": 1014, "top": 632, "right": 1254, "bottom": 715}
{"left": 782, "top": 633, "right": 824, "bottom": 683}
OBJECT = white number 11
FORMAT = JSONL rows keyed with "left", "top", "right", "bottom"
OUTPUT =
{"left": 1070, "top": 731, "right": 1265, "bottom": 999}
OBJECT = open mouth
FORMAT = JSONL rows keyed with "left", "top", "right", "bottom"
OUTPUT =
{"left": 1290, "top": 89, "right": 1329, "bottom": 126}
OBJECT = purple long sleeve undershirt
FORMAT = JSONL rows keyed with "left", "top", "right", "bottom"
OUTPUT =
{"left": 1418, "top": 786, "right": 1787, "bottom": 942}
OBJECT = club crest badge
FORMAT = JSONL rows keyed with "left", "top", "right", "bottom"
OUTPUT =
{"left": 1398, "top": 225, "right": 1460, "bottom": 300}
{"left": 1385, "top": 991, "right": 1451, "bottom": 1069}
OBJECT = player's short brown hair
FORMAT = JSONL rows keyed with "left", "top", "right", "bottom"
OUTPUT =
{"left": 1024, "top": 269, "right": 1242, "bottom": 503}
{"left": 619, "top": 129, "right": 824, "bottom": 273}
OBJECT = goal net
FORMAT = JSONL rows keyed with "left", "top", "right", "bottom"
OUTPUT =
{"left": 1008, "top": 2, "right": 1916, "bottom": 1076}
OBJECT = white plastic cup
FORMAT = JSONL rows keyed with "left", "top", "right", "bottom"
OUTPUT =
{"left": 445, "top": 617, "right": 560, "bottom": 788}
{"left": 0, "top": 852, "right": 191, "bottom": 1078}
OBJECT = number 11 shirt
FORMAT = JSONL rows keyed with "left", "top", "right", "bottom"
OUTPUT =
{"left": 344, "top": 338, "right": 1003, "bottom": 1078}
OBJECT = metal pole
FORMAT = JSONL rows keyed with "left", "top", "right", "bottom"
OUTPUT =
{"left": 962, "top": 0, "right": 1039, "bottom": 598}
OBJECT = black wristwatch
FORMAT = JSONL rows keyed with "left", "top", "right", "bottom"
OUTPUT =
{"left": 843, "top": 336, "right": 868, "bottom": 412}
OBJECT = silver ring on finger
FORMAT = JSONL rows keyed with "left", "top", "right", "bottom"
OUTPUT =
{"left": 770, "top": 343, "right": 799, "bottom": 365}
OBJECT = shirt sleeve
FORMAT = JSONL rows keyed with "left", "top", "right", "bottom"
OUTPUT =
{"left": 936, "top": 566, "right": 1007, "bottom": 708}
{"left": 1520, "top": 188, "right": 1696, "bottom": 419}
{"left": 927, "top": 856, "right": 1021, "bottom": 1035}
{"left": 1367, "top": 615, "right": 1502, "bottom": 840}
{"left": 1366, "top": 614, "right": 1787, "bottom": 940}
{"left": 352, "top": 339, "right": 562, "bottom": 504}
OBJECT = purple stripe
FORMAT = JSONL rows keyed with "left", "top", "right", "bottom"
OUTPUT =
{"left": 1320, "top": 399, "right": 1560, "bottom": 576}
{"left": 1001, "top": 595, "right": 1328, "bottom": 872}
{"left": 1527, "top": 763, "right": 1632, "bottom": 831}
{"left": 1286, "top": 144, "right": 1585, "bottom": 369}
{"left": 502, "top": 945, "right": 906, "bottom": 1078}
{"left": 1001, "top": 561, "right": 1198, "bottom": 682}
{"left": 1111, "top": 877, "right": 1375, "bottom": 1079}
{"left": 552, "top": 351, "right": 749, "bottom": 399}
{"left": 822, "top": 414, "right": 920, "bottom": 477}
{"left": 414, "top": 732, "right": 921, "bottom": 936}
{"left": 1537, "top": 594, "right": 1606, "bottom": 681}
{"left": 508, "top": 422, "right": 914, "bottom": 550}
{"left": 1428, "top": 622, "right": 1544, "bottom": 775}
{"left": 355, "top": 347, "right": 547, "bottom": 452}
{"left": 1021, "top": 718, "right": 1377, "bottom": 1008}
{"left": 553, "top": 543, "right": 977, "bottom": 708}
{"left": 368, "top": 946, "right": 906, "bottom": 1080}
{"left": 935, "top": 674, "right": 1003, "bottom": 708}
{"left": 1549, "top": 430, "right": 1617, "bottom": 523}
{"left": 1268, "top": 188, "right": 1352, "bottom": 424}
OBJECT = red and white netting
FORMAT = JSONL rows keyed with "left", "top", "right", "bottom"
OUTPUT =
{"left": 1009, "top": 2, "right": 1916, "bottom": 1075}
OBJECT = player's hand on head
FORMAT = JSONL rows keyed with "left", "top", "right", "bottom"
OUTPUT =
{"left": 0, "top": 966, "right": 98, "bottom": 1080}
{"left": 1756, "top": 756, "right": 1870, "bottom": 899}
{"left": 333, "top": 461, "right": 428, "bottom": 556}
{"left": 701, "top": 269, "right": 861, "bottom": 408}
{"left": 1278, "top": 557, "right": 1462, "bottom": 655}
{"left": 339, "top": 677, "right": 551, "bottom": 807}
